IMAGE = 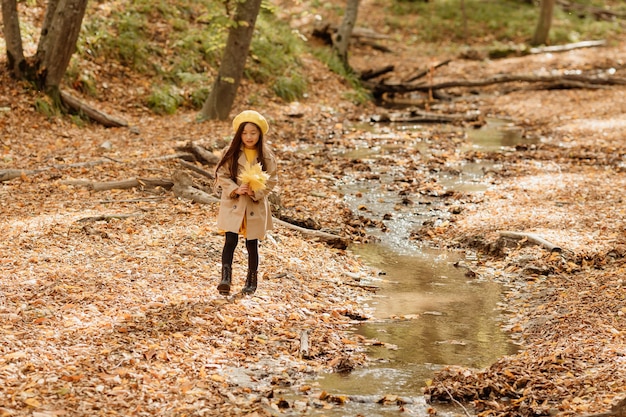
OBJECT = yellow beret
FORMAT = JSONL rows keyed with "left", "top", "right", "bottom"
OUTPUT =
{"left": 232, "top": 110, "right": 269, "bottom": 135}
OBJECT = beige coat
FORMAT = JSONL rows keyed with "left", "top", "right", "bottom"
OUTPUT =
{"left": 215, "top": 147, "right": 278, "bottom": 240}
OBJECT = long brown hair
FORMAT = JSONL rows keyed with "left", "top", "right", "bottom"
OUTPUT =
{"left": 215, "top": 122, "right": 271, "bottom": 182}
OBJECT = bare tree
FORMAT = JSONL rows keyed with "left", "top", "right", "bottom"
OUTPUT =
{"left": 334, "top": 0, "right": 360, "bottom": 68}
{"left": 531, "top": 0, "right": 556, "bottom": 46}
{"left": 2, "top": 0, "right": 25, "bottom": 77}
{"left": 200, "top": 0, "right": 263, "bottom": 121}
{"left": 2, "top": 0, "right": 88, "bottom": 98}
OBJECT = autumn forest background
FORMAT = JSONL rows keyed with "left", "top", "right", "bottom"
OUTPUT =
{"left": 1, "top": 0, "right": 626, "bottom": 416}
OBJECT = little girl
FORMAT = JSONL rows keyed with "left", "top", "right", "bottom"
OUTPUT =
{"left": 214, "top": 110, "right": 278, "bottom": 295}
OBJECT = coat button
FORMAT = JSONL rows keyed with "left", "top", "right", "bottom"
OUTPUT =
{"left": 233, "top": 205, "right": 237, "bottom": 209}
{"left": 250, "top": 211, "right": 254, "bottom": 216}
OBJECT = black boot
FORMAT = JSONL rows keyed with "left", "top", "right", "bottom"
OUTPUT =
{"left": 217, "top": 264, "right": 232, "bottom": 295}
{"left": 241, "top": 271, "right": 258, "bottom": 295}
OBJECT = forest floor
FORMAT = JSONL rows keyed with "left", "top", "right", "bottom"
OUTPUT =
{"left": 2, "top": 1, "right": 626, "bottom": 417}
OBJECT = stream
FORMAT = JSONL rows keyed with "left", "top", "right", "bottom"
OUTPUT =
{"left": 299, "top": 118, "right": 531, "bottom": 416}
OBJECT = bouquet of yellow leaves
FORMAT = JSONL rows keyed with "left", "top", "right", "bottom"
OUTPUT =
{"left": 238, "top": 162, "right": 270, "bottom": 192}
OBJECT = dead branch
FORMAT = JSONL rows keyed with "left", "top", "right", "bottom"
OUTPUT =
{"left": 343, "top": 282, "right": 380, "bottom": 291}
{"left": 77, "top": 213, "right": 139, "bottom": 223}
{"left": 93, "top": 178, "right": 174, "bottom": 192}
{"left": 499, "top": 231, "right": 563, "bottom": 253}
{"left": 357, "top": 39, "right": 392, "bottom": 53}
{"left": 360, "top": 65, "right": 395, "bottom": 81}
{"left": 189, "top": 142, "right": 220, "bottom": 165}
{"left": 490, "top": 39, "right": 609, "bottom": 59}
{"left": 174, "top": 141, "right": 221, "bottom": 165}
{"left": 365, "top": 73, "right": 626, "bottom": 97}
{"left": 178, "top": 159, "right": 215, "bottom": 180}
{"left": 3, "top": 153, "right": 195, "bottom": 183}
{"left": 400, "top": 109, "right": 480, "bottom": 123}
{"left": 65, "top": 177, "right": 174, "bottom": 192}
{"left": 529, "top": 39, "right": 606, "bottom": 54}
{"left": 403, "top": 59, "right": 452, "bottom": 83}
{"left": 92, "top": 178, "right": 143, "bottom": 191}
{"left": 273, "top": 218, "right": 348, "bottom": 248}
{"left": 60, "top": 90, "right": 128, "bottom": 128}
{"left": 300, "top": 330, "right": 309, "bottom": 358}
{"left": 0, "top": 169, "right": 42, "bottom": 182}
{"left": 351, "top": 26, "right": 392, "bottom": 41}
{"left": 99, "top": 197, "right": 165, "bottom": 204}
{"left": 170, "top": 170, "right": 218, "bottom": 204}
{"left": 2, "top": 161, "right": 121, "bottom": 182}
{"left": 370, "top": 109, "right": 481, "bottom": 124}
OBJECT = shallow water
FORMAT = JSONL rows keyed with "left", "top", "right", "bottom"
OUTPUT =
{"left": 296, "top": 119, "right": 527, "bottom": 416}
{"left": 310, "top": 243, "right": 519, "bottom": 416}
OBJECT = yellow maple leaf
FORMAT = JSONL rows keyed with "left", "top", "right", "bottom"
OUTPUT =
{"left": 238, "top": 162, "right": 269, "bottom": 192}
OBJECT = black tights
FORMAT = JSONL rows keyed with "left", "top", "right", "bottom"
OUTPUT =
{"left": 221, "top": 232, "right": 258, "bottom": 272}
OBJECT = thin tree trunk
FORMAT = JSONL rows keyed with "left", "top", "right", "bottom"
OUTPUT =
{"left": 460, "top": 0, "right": 468, "bottom": 42}
{"left": 200, "top": 0, "right": 263, "bottom": 121}
{"left": 531, "top": 0, "right": 556, "bottom": 46}
{"left": 34, "top": 0, "right": 88, "bottom": 91}
{"left": 1, "top": 0, "right": 26, "bottom": 77}
{"left": 334, "top": 0, "right": 360, "bottom": 68}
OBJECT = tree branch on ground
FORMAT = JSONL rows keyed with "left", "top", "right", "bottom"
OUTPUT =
{"left": 174, "top": 141, "right": 221, "bottom": 165}
{"left": 60, "top": 90, "right": 128, "bottom": 127}
{"left": 1, "top": 154, "right": 193, "bottom": 183}
{"left": 364, "top": 72, "right": 626, "bottom": 104}
{"left": 499, "top": 231, "right": 563, "bottom": 253}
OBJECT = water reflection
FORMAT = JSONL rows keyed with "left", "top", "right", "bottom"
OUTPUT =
{"left": 465, "top": 117, "right": 534, "bottom": 151}
{"left": 316, "top": 243, "right": 518, "bottom": 403}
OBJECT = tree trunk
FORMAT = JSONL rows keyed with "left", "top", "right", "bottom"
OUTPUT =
{"left": 33, "top": 0, "right": 88, "bottom": 91}
{"left": 531, "top": 0, "right": 555, "bottom": 46}
{"left": 200, "top": 0, "right": 263, "bottom": 121}
{"left": 1, "top": 0, "right": 26, "bottom": 77}
{"left": 334, "top": 0, "right": 360, "bottom": 67}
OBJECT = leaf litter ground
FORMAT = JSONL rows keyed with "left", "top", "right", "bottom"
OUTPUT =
{"left": 2, "top": 5, "right": 626, "bottom": 417}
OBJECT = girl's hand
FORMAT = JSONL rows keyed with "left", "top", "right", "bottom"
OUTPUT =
{"left": 236, "top": 183, "right": 253, "bottom": 196}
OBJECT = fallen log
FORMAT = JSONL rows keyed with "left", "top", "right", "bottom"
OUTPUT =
{"left": 60, "top": 90, "right": 128, "bottom": 128}
{"left": 499, "top": 231, "right": 562, "bottom": 253}
{"left": 365, "top": 72, "right": 626, "bottom": 97}
{"left": 188, "top": 141, "right": 220, "bottom": 165}
{"left": 64, "top": 177, "right": 174, "bottom": 192}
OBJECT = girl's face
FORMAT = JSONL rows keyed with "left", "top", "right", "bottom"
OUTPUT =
{"left": 241, "top": 123, "right": 261, "bottom": 148}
